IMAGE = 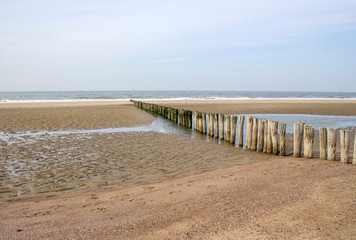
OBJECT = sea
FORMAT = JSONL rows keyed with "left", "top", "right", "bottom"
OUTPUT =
{"left": 1, "top": 91, "right": 356, "bottom": 103}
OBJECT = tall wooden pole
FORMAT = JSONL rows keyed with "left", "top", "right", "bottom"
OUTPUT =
{"left": 230, "top": 116, "right": 237, "bottom": 144}
{"left": 207, "top": 113, "right": 211, "bottom": 136}
{"left": 246, "top": 116, "right": 253, "bottom": 150}
{"left": 224, "top": 114, "right": 231, "bottom": 142}
{"left": 251, "top": 118, "right": 258, "bottom": 151}
{"left": 197, "top": 112, "right": 202, "bottom": 133}
{"left": 303, "top": 125, "right": 314, "bottom": 159}
{"left": 293, "top": 122, "right": 304, "bottom": 158}
{"left": 187, "top": 110, "right": 192, "bottom": 129}
{"left": 208, "top": 113, "right": 212, "bottom": 136}
{"left": 214, "top": 113, "right": 219, "bottom": 138}
{"left": 238, "top": 115, "right": 245, "bottom": 148}
{"left": 319, "top": 127, "right": 327, "bottom": 160}
{"left": 257, "top": 119, "right": 264, "bottom": 152}
{"left": 263, "top": 120, "right": 268, "bottom": 153}
{"left": 327, "top": 128, "right": 337, "bottom": 161}
{"left": 340, "top": 130, "right": 350, "bottom": 164}
{"left": 210, "top": 113, "right": 214, "bottom": 137}
{"left": 219, "top": 114, "right": 224, "bottom": 140}
{"left": 267, "top": 120, "right": 273, "bottom": 154}
{"left": 279, "top": 122, "right": 286, "bottom": 156}
{"left": 202, "top": 113, "right": 207, "bottom": 135}
{"left": 271, "top": 121, "right": 279, "bottom": 155}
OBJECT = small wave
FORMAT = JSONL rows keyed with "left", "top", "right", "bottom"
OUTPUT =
{"left": 0, "top": 98, "right": 132, "bottom": 103}
{"left": 1, "top": 97, "right": 356, "bottom": 104}
{"left": 77, "top": 96, "right": 119, "bottom": 100}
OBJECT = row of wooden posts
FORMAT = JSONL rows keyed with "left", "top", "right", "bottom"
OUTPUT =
{"left": 131, "top": 100, "right": 356, "bottom": 165}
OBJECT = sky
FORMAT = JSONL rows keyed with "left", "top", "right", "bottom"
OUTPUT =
{"left": 0, "top": 0, "right": 356, "bottom": 92}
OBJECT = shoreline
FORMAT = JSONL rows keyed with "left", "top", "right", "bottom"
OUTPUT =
{"left": 1, "top": 100, "right": 355, "bottom": 239}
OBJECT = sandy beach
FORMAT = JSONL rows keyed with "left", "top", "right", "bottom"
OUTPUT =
{"left": 0, "top": 100, "right": 355, "bottom": 239}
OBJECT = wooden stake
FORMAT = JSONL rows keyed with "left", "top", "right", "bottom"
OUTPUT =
{"left": 340, "top": 130, "right": 350, "bottom": 164}
{"left": 293, "top": 122, "right": 304, "bottom": 158}
{"left": 202, "top": 113, "right": 207, "bottom": 134}
{"left": 230, "top": 116, "right": 237, "bottom": 144}
{"left": 257, "top": 119, "right": 264, "bottom": 152}
{"left": 206, "top": 113, "right": 210, "bottom": 136}
{"left": 197, "top": 112, "right": 201, "bottom": 132}
{"left": 303, "top": 125, "right": 314, "bottom": 159}
{"left": 319, "top": 127, "right": 327, "bottom": 160}
{"left": 267, "top": 120, "right": 273, "bottom": 154}
{"left": 238, "top": 115, "right": 245, "bottom": 148}
{"left": 327, "top": 128, "right": 337, "bottom": 161}
{"left": 224, "top": 114, "right": 231, "bottom": 142}
{"left": 214, "top": 114, "right": 219, "bottom": 138}
{"left": 279, "top": 123, "right": 286, "bottom": 156}
{"left": 219, "top": 114, "right": 224, "bottom": 140}
{"left": 246, "top": 116, "right": 253, "bottom": 150}
{"left": 209, "top": 113, "right": 214, "bottom": 137}
{"left": 187, "top": 110, "right": 192, "bottom": 129}
{"left": 271, "top": 121, "right": 278, "bottom": 155}
{"left": 263, "top": 120, "right": 268, "bottom": 153}
{"left": 251, "top": 118, "right": 258, "bottom": 151}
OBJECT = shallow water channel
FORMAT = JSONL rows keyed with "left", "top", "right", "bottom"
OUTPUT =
{"left": 0, "top": 113, "right": 355, "bottom": 200}
{"left": 1, "top": 114, "right": 355, "bottom": 146}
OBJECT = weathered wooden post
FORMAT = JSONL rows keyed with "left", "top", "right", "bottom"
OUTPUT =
{"left": 251, "top": 118, "right": 258, "bottom": 151}
{"left": 327, "top": 128, "right": 337, "bottom": 161}
{"left": 178, "top": 109, "right": 184, "bottom": 126}
{"left": 271, "top": 121, "right": 278, "bottom": 155}
{"left": 224, "top": 114, "right": 231, "bottom": 142}
{"left": 340, "top": 130, "right": 350, "bottom": 164}
{"left": 238, "top": 115, "right": 245, "bottom": 148}
{"left": 230, "top": 116, "right": 237, "bottom": 144}
{"left": 183, "top": 109, "right": 187, "bottom": 126}
{"left": 279, "top": 123, "right": 286, "bottom": 156}
{"left": 319, "top": 127, "right": 327, "bottom": 160}
{"left": 353, "top": 132, "right": 356, "bottom": 165}
{"left": 257, "top": 119, "right": 264, "bottom": 152}
{"left": 207, "top": 113, "right": 211, "bottom": 136}
{"left": 246, "top": 116, "right": 253, "bottom": 150}
{"left": 167, "top": 107, "right": 172, "bottom": 120}
{"left": 209, "top": 113, "right": 214, "bottom": 137}
{"left": 219, "top": 114, "right": 224, "bottom": 140}
{"left": 267, "top": 120, "right": 273, "bottom": 154}
{"left": 303, "top": 125, "right": 314, "bottom": 159}
{"left": 198, "top": 112, "right": 203, "bottom": 133}
{"left": 206, "top": 113, "right": 210, "bottom": 135}
{"left": 263, "top": 120, "right": 268, "bottom": 153}
{"left": 202, "top": 113, "right": 207, "bottom": 134}
{"left": 193, "top": 112, "right": 197, "bottom": 130}
{"left": 172, "top": 108, "right": 177, "bottom": 122}
{"left": 293, "top": 122, "right": 304, "bottom": 158}
{"left": 187, "top": 110, "right": 192, "bottom": 129}
{"left": 214, "top": 113, "right": 219, "bottom": 138}
{"left": 211, "top": 113, "right": 215, "bottom": 137}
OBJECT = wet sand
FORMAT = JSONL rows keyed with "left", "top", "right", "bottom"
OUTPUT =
{"left": 148, "top": 99, "right": 356, "bottom": 116}
{"left": 0, "top": 103, "right": 154, "bottom": 132}
{"left": 0, "top": 100, "right": 355, "bottom": 239}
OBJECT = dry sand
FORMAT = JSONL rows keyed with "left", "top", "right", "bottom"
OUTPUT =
{"left": 0, "top": 100, "right": 355, "bottom": 239}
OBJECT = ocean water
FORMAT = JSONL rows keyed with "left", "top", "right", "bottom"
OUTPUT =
{"left": 1, "top": 91, "right": 356, "bottom": 103}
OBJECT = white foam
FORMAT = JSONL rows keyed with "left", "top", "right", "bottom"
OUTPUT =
{"left": 1, "top": 96, "right": 356, "bottom": 104}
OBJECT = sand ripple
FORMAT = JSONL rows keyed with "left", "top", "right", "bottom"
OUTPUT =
{"left": 0, "top": 132, "right": 262, "bottom": 201}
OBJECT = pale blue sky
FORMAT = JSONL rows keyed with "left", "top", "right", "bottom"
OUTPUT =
{"left": 1, "top": 0, "right": 356, "bottom": 91}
